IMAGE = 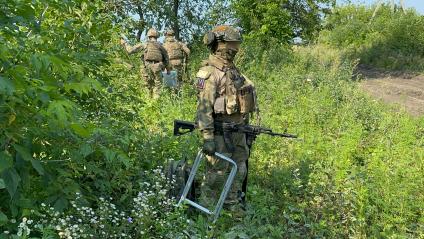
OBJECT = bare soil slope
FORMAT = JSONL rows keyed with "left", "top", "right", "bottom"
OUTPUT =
{"left": 358, "top": 66, "right": 424, "bottom": 117}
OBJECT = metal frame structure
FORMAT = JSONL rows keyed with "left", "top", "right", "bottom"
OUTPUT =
{"left": 177, "top": 150, "right": 238, "bottom": 222}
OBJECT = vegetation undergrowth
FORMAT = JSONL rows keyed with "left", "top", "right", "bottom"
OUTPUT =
{"left": 1, "top": 0, "right": 423, "bottom": 238}
{"left": 319, "top": 4, "right": 424, "bottom": 72}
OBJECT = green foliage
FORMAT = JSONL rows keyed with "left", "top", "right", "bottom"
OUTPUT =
{"left": 0, "top": 0, "right": 196, "bottom": 228}
{"left": 108, "top": 0, "right": 229, "bottom": 41}
{"left": 319, "top": 4, "right": 424, "bottom": 71}
{"left": 232, "top": 0, "right": 335, "bottom": 44}
{"left": 1, "top": 0, "right": 423, "bottom": 238}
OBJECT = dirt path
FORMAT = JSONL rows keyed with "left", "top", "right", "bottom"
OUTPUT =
{"left": 358, "top": 66, "right": 424, "bottom": 117}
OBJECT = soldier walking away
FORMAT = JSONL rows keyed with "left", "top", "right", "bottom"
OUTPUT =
{"left": 195, "top": 25, "right": 259, "bottom": 219}
{"left": 163, "top": 29, "right": 191, "bottom": 86}
{"left": 121, "top": 28, "right": 171, "bottom": 99}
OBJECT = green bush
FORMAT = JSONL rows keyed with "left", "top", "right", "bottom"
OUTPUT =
{"left": 319, "top": 4, "right": 424, "bottom": 72}
{"left": 0, "top": 0, "right": 196, "bottom": 236}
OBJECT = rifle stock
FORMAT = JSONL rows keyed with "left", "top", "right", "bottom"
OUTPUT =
{"left": 174, "top": 120, "right": 196, "bottom": 136}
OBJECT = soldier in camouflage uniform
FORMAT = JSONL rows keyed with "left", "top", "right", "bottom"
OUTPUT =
{"left": 196, "top": 25, "right": 259, "bottom": 217}
{"left": 163, "top": 29, "right": 190, "bottom": 85}
{"left": 121, "top": 28, "right": 170, "bottom": 99}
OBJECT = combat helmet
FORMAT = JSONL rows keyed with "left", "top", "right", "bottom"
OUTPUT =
{"left": 147, "top": 28, "right": 159, "bottom": 38}
{"left": 203, "top": 25, "right": 242, "bottom": 49}
{"left": 165, "top": 29, "right": 175, "bottom": 36}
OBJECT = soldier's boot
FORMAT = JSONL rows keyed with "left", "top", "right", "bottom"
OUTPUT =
{"left": 224, "top": 203, "right": 245, "bottom": 221}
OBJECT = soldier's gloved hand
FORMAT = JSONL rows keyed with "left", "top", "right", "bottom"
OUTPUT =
{"left": 202, "top": 139, "right": 215, "bottom": 156}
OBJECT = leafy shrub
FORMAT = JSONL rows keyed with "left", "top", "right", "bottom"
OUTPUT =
{"left": 319, "top": 4, "right": 424, "bottom": 72}
{"left": 0, "top": 0, "right": 197, "bottom": 232}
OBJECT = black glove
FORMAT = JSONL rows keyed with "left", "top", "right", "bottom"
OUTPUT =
{"left": 202, "top": 139, "right": 215, "bottom": 156}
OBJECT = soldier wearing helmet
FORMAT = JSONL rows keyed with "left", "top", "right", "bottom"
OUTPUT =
{"left": 196, "top": 25, "right": 259, "bottom": 218}
{"left": 163, "top": 29, "right": 191, "bottom": 85}
{"left": 121, "top": 28, "right": 171, "bottom": 99}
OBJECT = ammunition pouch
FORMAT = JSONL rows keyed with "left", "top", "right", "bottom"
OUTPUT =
{"left": 238, "top": 85, "right": 255, "bottom": 114}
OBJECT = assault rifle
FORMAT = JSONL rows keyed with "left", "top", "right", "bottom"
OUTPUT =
{"left": 173, "top": 119, "right": 298, "bottom": 140}
{"left": 173, "top": 119, "right": 298, "bottom": 221}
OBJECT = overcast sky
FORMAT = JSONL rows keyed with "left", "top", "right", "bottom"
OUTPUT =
{"left": 338, "top": 0, "right": 424, "bottom": 13}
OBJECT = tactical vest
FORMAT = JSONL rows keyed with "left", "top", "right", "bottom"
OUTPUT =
{"left": 144, "top": 41, "right": 163, "bottom": 62}
{"left": 198, "top": 66, "right": 256, "bottom": 115}
{"left": 164, "top": 41, "right": 184, "bottom": 60}
{"left": 220, "top": 69, "right": 255, "bottom": 115}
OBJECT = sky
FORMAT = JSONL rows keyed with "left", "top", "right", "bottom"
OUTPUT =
{"left": 338, "top": 0, "right": 424, "bottom": 13}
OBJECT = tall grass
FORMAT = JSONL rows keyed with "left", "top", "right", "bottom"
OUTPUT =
{"left": 319, "top": 4, "right": 424, "bottom": 72}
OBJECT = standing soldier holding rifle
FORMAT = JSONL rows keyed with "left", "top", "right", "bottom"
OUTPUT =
{"left": 195, "top": 25, "right": 260, "bottom": 219}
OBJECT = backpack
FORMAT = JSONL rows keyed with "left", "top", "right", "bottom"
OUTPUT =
{"left": 165, "top": 159, "right": 197, "bottom": 201}
{"left": 144, "top": 41, "right": 163, "bottom": 62}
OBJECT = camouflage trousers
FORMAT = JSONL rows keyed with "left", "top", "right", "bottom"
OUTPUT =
{"left": 143, "top": 61, "right": 164, "bottom": 99}
{"left": 200, "top": 132, "right": 249, "bottom": 211}
{"left": 170, "top": 59, "right": 185, "bottom": 86}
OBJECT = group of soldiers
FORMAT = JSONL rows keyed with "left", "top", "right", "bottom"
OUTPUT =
{"left": 122, "top": 25, "right": 258, "bottom": 220}
{"left": 120, "top": 28, "right": 190, "bottom": 99}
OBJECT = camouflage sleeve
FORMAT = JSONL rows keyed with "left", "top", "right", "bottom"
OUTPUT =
{"left": 196, "top": 68, "right": 215, "bottom": 140}
{"left": 160, "top": 45, "right": 170, "bottom": 68}
{"left": 122, "top": 42, "right": 145, "bottom": 54}
{"left": 180, "top": 42, "right": 191, "bottom": 56}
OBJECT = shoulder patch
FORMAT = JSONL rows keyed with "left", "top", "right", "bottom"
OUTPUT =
{"left": 197, "top": 78, "right": 206, "bottom": 90}
{"left": 196, "top": 69, "right": 211, "bottom": 79}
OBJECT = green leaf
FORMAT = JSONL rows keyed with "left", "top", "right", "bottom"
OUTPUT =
{"left": 117, "top": 153, "right": 131, "bottom": 169}
{"left": 70, "top": 123, "right": 90, "bottom": 138}
{"left": 0, "top": 45, "right": 11, "bottom": 61}
{"left": 54, "top": 197, "right": 68, "bottom": 212}
{"left": 8, "top": 65, "right": 28, "bottom": 82}
{"left": 0, "top": 151, "right": 13, "bottom": 173}
{"left": 1, "top": 168, "right": 21, "bottom": 198}
{"left": 102, "top": 148, "right": 116, "bottom": 162}
{"left": 64, "top": 77, "right": 102, "bottom": 96}
{"left": 46, "top": 100, "right": 74, "bottom": 124}
{"left": 13, "top": 144, "right": 33, "bottom": 161}
{"left": 31, "top": 159, "right": 45, "bottom": 175}
{"left": 0, "top": 77, "right": 15, "bottom": 95}
{"left": 79, "top": 144, "right": 93, "bottom": 158}
{"left": 0, "top": 179, "right": 5, "bottom": 189}
{"left": 31, "top": 54, "right": 43, "bottom": 74}
{"left": 0, "top": 211, "right": 8, "bottom": 226}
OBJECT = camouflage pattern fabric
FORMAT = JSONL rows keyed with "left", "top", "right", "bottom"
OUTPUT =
{"left": 164, "top": 37, "right": 190, "bottom": 84}
{"left": 199, "top": 133, "right": 249, "bottom": 208}
{"left": 196, "top": 54, "right": 256, "bottom": 212}
{"left": 144, "top": 61, "right": 164, "bottom": 98}
{"left": 122, "top": 39, "right": 170, "bottom": 98}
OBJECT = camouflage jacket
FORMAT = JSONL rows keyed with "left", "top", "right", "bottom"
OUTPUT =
{"left": 122, "top": 40, "right": 170, "bottom": 67}
{"left": 196, "top": 54, "right": 258, "bottom": 140}
{"left": 163, "top": 37, "right": 190, "bottom": 61}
